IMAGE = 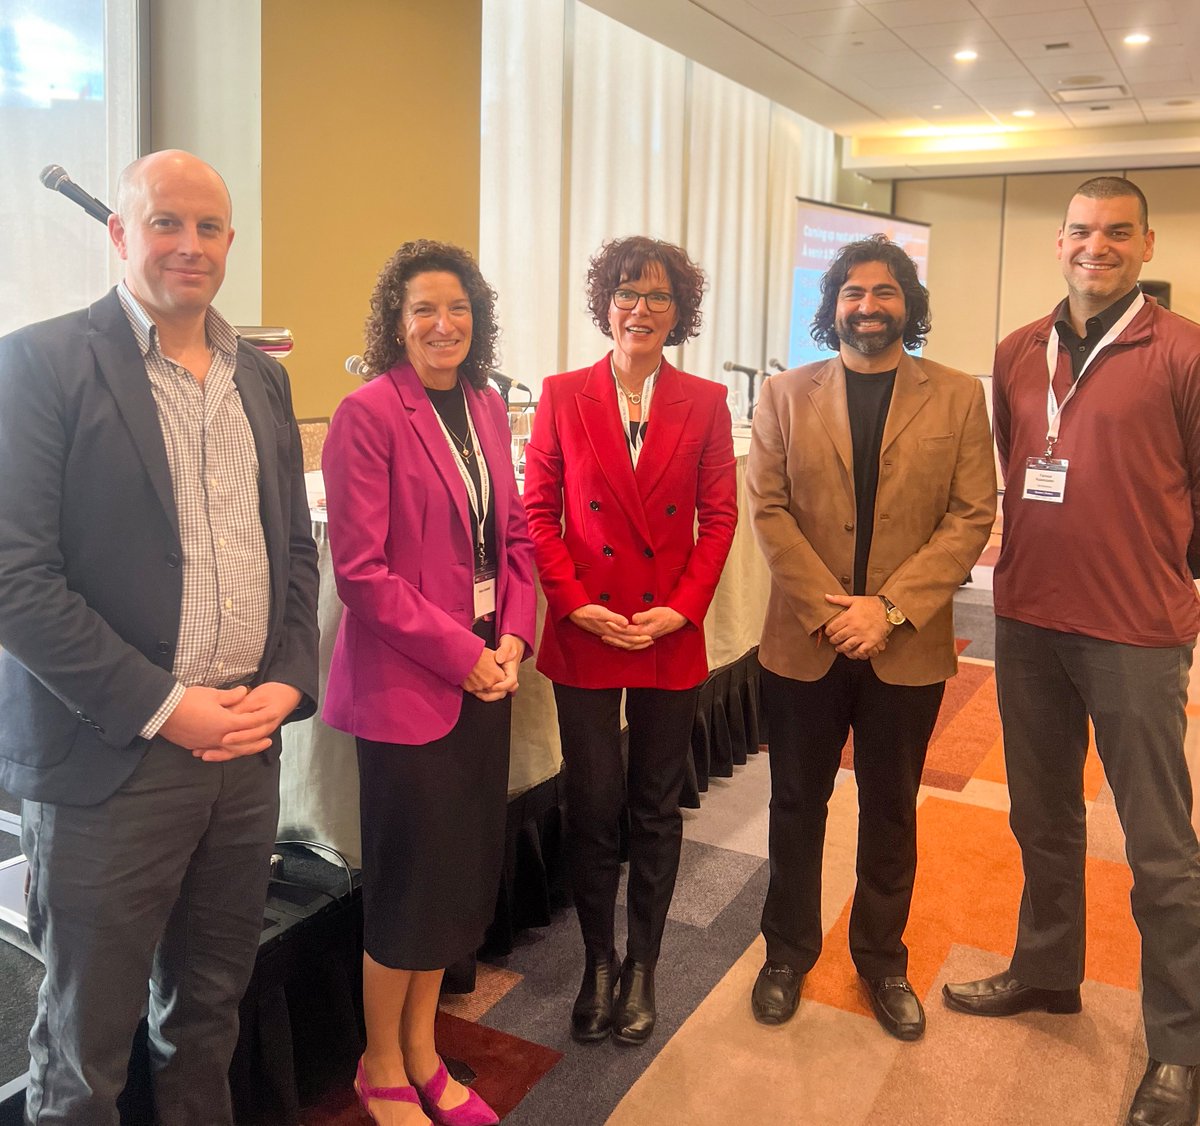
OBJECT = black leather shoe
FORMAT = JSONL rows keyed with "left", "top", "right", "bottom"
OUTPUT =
{"left": 860, "top": 975, "right": 926, "bottom": 1041}
{"left": 570, "top": 950, "right": 619, "bottom": 1043}
{"left": 1127, "top": 1060, "right": 1200, "bottom": 1126}
{"left": 751, "top": 960, "right": 804, "bottom": 1025}
{"left": 612, "top": 957, "right": 656, "bottom": 1045}
{"left": 942, "top": 971, "right": 1081, "bottom": 1017}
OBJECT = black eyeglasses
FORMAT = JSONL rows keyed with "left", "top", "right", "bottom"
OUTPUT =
{"left": 612, "top": 288, "right": 674, "bottom": 313}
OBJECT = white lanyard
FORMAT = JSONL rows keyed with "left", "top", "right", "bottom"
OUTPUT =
{"left": 1043, "top": 291, "right": 1143, "bottom": 455}
{"left": 432, "top": 387, "right": 491, "bottom": 569}
{"left": 611, "top": 357, "right": 658, "bottom": 468}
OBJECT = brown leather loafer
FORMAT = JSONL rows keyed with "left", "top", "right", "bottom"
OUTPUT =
{"left": 1127, "top": 1060, "right": 1200, "bottom": 1126}
{"left": 942, "top": 970, "right": 1081, "bottom": 1017}
{"left": 861, "top": 975, "right": 926, "bottom": 1041}
{"left": 751, "top": 960, "right": 804, "bottom": 1025}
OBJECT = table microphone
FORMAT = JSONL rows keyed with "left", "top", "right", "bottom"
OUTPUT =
{"left": 40, "top": 164, "right": 112, "bottom": 224}
{"left": 723, "top": 360, "right": 761, "bottom": 378}
{"left": 345, "top": 355, "right": 371, "bottom": 377}
{"left": 768, "top": 358, "right": 786, "bottom": 372}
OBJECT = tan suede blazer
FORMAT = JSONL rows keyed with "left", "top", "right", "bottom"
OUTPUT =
{"left": 747, "top": 352, "right": 996, "bottom": 686}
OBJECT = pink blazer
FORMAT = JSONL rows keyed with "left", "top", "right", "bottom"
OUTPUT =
{"left": 321, "top": 363, "right": 536, "bottom": 745}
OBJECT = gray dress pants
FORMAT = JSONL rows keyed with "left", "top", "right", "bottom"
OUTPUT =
{"left": 996, "top": 615, "right": 1200, "bottom": 1064}
{"left": 21, "top": 740, "right": 279, "bottom": 1125}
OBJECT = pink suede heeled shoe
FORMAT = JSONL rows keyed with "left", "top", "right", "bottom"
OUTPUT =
{"left": 414, "top": 1058, "right": 500, "bottom": 1125}
{"left": 354, "top": 1057, "right": 423, "bottom": 1123}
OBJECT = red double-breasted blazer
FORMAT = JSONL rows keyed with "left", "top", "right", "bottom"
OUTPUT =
{"left": 523, "top": 355, "right": 737, "bottom": 690}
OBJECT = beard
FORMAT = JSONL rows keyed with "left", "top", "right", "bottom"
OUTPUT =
{"left": 836, "top": 313, "right": 904, "bottom": 357}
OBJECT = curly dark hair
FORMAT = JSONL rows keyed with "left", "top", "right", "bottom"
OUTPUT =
{"left": 810, "top": 234, "right": 931, "bottom": 353}
{"left": 585, "top": 236, "right": 705, "bottom": 348}
{"left": 361, "top": 240, "right": 499, "bottom": 389}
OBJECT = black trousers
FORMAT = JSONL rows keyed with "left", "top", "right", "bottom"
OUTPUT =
{"left": 997, "top": 616, "right": 1200, "bottom": 1065}
{"left": 760, "top": 659, "right": 944, "bottom": 979}
{"left": 553, "top": 682, "right": 699, "bottom": 964}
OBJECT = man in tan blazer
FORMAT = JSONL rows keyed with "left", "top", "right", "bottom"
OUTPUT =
{"left": 746, "top": 235, "right": 995, "bottom": 1040}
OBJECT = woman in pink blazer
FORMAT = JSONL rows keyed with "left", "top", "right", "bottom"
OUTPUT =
{"left": 524, "top": 237, "right": 738, "bottom": 1046}
{"left": 322, "top": 241, "right": 535, "bottom": 1126}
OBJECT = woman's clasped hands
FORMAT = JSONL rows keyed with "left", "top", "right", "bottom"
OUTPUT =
{"left": 568, "top": 603, "right": 687, "bottom": 650}
{"left": 461, "top": 633, "right": 526, "bottom": 701}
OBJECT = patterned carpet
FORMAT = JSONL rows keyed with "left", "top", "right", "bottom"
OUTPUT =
{"left": 309, "top": 570, "right": 1166, "bottom": 1125}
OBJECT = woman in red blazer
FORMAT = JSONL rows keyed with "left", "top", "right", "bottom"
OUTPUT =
{"left": 322, "top": 241, "right": 535, "bottom": 1126}
{"left": 523, "top": 236, "right": 737, "bottom": 1045}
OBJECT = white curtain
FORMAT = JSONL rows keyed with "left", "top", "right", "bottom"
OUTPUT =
{"left": 564, "top": 4, "right": 687, "bottom": 372}
{"left": 479, "top": 0, "right": 837, "bottom": 401}
{"left": 680, "top": 63, "right": 772, "bottom": 415}
{"left": 479, "top": 0, "right": 566, "bottom": 391}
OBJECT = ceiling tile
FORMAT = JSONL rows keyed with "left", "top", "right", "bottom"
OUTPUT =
{"left": 892, "top": 19, "right": 1000, "bottom": 48}
{"left": 745, "top": 0, "right": 860, "bottom": 13}
{"left": 968, "top": 0, "right": 1085, "bottom": 14}
{"left": 1061, "top": 104, "right": 1147, "bottom": 125}
{"left": 800, "top": 27, "right": 910, "bottom": 53}
{"left": 861, "top": 0, "right": 979, "bottom": 28}
{"left": 1004, "top": 30, "right": 1109, "bottom": 59}
{"left": 933, "top": 52, "right": 1031, "bottom": 80}
{"left": 1021, "top": 50, "right": 1121, "bottom": 78}
{"left": 1129, "top": 77, "right": 1200, "bottom": 97}
{"left": 777, "top": 7, "right": 886, "bottom": 36}
{"left": 1087, "top": 0, "right": 1186, "bottom": 30}
{"left": 987, "top": 8, "right": 1099, "bottom": 37}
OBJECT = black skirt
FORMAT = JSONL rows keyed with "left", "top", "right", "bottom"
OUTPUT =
{"left": 356, "top": 661, "right": 511, "bottom": 970}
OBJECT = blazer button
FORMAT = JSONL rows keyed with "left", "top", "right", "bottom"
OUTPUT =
{"left": 644, "top": 547, "right": 654, "bottom": 558}
{"left": 165, "top": 552, "right": 180, "bottom": 567}
{"left": 642, "top": 592, "right": 654, "bottom": 602}
{"left": 841, "top": 575, "right": 851, "bottom": 586}
{"left": 879, "top": 513, "right": 891, "bottom": 521}
{"left": 589, "top": 500, "right": 601, "bottom": 511}
{"left": 843, "top": 522, "right": 853, "bottom": 532}
{"left": 666, "top": 504, "right": 677, "bottom": 516}
{"left": 156, "top": 642, "right": 172, "bottom": 655}
{"left": 599, "top": 592, "right": 611, "bottom": 602}
{"left": 603, "top": 545, "right": 614, "bottom": 556}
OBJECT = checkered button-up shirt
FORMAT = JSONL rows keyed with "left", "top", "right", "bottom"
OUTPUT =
{"left": 118, "top": 283, "right": 271, "bottom": 737}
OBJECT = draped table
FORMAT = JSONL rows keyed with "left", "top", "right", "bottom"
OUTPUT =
{"left": 278, "top": 434, "right": 769, "bottom": 951}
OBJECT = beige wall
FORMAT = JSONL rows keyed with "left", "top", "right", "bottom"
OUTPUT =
{"left": 895, "top": 166, "right": 1200, "bottom": 376}
{"left": 261, "top": 1, "right": 482, "bottom": 420}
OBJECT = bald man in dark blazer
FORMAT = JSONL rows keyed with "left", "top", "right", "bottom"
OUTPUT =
{"left": 0, "top": 150, "right": 318, "bottom": 1125}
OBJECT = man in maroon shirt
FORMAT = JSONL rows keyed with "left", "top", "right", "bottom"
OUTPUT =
{"left": 943, "top": 177, "right": 1200, "bottom": 1126}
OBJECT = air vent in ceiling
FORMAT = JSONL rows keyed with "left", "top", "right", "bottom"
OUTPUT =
{"left": 1055, "top": 84, "right": 1129, "bottom": 104}
{"left": 1044, "top": 41, "right": 1071, "bottom": 51}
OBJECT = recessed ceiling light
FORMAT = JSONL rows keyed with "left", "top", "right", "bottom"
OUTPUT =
{"left": 1166, "top": 98, "right": 1193, "bottom": 106}
{"left": 954, "top": 49, "right": 978, "bottom": 61}
{"left": 932, "top": 103, "right": 943, "bottom": 109}
{"left": 1013, "top": 109, "right": 1036, "bottom": 117}
{"left": 1123, "top": 32, "right": 1151, "bottom": 46}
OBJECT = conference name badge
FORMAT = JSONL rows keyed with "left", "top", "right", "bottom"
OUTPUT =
{"left": 473, "top": 567, "right": 497, "bottom": 621}
{"left": 1023, "top": 457, "right": 1068, "bottom": 504}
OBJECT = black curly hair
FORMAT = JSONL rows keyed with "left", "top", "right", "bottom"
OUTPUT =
{"left": 362, "top": 240, "right": 499, "bottom": 389}
{"left": 810, "top": 234, "right": 930, "bottom": 353}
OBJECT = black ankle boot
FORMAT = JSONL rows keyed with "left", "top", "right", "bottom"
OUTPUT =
{"left": 571, "top": 950, "right": 619, "bottom": 1043}
{"left": 612, "top": 956, "right": 656, "bottom": 1045}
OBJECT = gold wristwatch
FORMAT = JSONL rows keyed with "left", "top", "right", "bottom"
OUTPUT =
{"left": 878, "top": 595, "right": 906, "bottom": 628}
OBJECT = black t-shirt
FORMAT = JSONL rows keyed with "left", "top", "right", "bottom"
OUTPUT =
{"left": 425, "top": 384, "right": 496, "bottom": 569}
{"left": 844, "top": 366, "right": 896, "bottom": 596}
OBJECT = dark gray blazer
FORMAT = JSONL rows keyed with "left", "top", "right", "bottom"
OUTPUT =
{"left": 0, "top": 288, "right": 320, "bottom": 805}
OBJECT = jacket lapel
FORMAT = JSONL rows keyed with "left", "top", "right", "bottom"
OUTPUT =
{"left": 880, "top": 353, "right": 931, "bottom": 455}
{"left": 388, "top": 364, "right": 473, "bottom": 541}
{"left": 808, "top": 357, "right": 854, "bottom": 481}
{"left": 233, "top": 347, "right": 284, "bottom": 610}
{"left": 635, "top": 360, "right": 693, "bottom": 498}
{"left": 577, "top": 356, "right": 653, "bottom": 545}
{"left": 87, "top": 291, "right": 178, "bottom": 535}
